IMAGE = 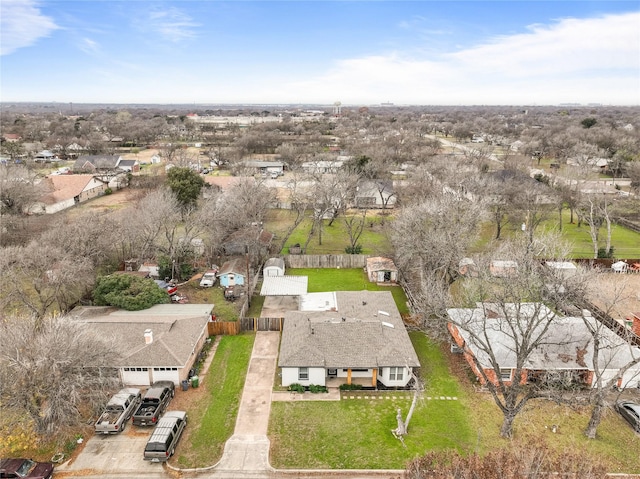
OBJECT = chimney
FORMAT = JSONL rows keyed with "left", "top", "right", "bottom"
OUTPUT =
{"left": 144, "top": 329, "right": 153, "bottom": 345}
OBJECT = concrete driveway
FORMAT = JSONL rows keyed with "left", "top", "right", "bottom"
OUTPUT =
{"left": 56, "top": 425, "right": 158, "bottom": 475}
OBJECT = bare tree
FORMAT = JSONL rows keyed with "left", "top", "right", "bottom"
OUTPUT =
{"left": 0, "top": 314, "right": 120, "bottom": 434}
{"left": 405, "top": 443, "right": 608, "bottom": 479}
{"left": 443, "top": 234, "right": 582, "bottom": 439}
{"left": 342, "top": 209, "right": 367, "bottom": 253}
{"left": 0, "top": 243, "right": 94, "bottom": 321}
{"left": 0, "top": 165, "right": 41, "bottom": 215}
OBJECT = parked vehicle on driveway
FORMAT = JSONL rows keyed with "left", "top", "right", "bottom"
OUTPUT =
{"left": 132, "top": 381, "right": 175, "bottom": 427}
{"left": 0, "top": 458, "right": 53, "bottom": 479}
{"left": 615, "top": 400, "right": 640, "bottom": 432}
{"left": 199, "top": 270, "right": 217, "bottom": 288}
{"left": 94, "top": 388, "right": 142, "bottom": 434}
{"left": 143, "top": 411, "right": 188, "bottom": 462}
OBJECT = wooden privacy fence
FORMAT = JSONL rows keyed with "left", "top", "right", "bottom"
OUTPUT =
{"left": 208, "top": 317, "right": 283, "bottom": 336}
{"left": 284, "top": 254, "right": 368, "bottom": 269}
{"left": 208, "top": 321, "right": 241, "bottom": 336}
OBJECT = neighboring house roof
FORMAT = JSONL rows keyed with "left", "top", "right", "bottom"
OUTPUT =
{"left": 260, "top": 275, "right": 308, "bottom": 296}
{"left": 73, "top": 154, "right": 121, "bottom": 170}
{"left": 279, "top": 290, "right": 420, "bottom": 369}
{"left": 447, "top": 303, "right": 640, "bottom": 372}
{"left": 72, "top": 304, "right": 213, "bottom": 368}
{"left": 219, "top": 258, "right": 246, "bottom": 277}
{"left": 39, "top": 174, "right": 103, "bottom": 204}
{"left": 242, "top": 160, "right": 284, "bottom": 168}
{"left": 366, "top": 256, "right": 397, "bottom": 272}
{"left": 118, "top": 159, "right": 138, "bottom": 168}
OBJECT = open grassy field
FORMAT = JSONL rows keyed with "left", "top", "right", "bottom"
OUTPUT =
{"left": 474, "top": 208, "right": 640, "bottom": 258}
{"left": 288, "top": 267, "right": 410, "bottom": 315}
{"left": 276, "top": 213, "right": 393, "bottom": 256}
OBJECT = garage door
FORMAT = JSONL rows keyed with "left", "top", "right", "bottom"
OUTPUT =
{"left": 121, "top": 367, "right": 150, "bottom": 386}
{"left": 151, "top": 367, "right": 180, "bottom": 384}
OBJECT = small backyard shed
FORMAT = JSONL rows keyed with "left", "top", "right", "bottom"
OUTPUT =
{"left": 263, "top": 257, "right": 285, "bottom": 277}
{"left": 366, "top": 257, "right": 398, "bottom": 284}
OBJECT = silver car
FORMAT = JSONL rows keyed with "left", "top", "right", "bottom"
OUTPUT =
{"left": 615, "top": 401, "right": 640, "bottom": 433}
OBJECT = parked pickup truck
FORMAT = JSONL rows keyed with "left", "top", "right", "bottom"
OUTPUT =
{"left": 94, "top": 388, "right": 142, "bottom": 434}
{"left": 132, "top": 381, "right": 175, "bottom": 427}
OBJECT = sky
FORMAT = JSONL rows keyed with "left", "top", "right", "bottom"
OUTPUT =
{"left": 1, "top": 0, "right": 639, "bottom": 106}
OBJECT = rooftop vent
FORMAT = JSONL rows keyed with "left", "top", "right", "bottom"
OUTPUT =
{"left": 144, "top": 329, "right": 153, "bottom": 345}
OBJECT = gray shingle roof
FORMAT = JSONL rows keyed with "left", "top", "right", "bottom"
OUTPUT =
{"left": 72, "top": 304, "right": 213, "bottom": 368}
{"left": 278, "top": 291, "right": 419, "bottom": 369}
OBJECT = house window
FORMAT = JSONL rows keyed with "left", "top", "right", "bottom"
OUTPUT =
{"left": 500, "top": 368, "right": 512, "bottom": 381}
{"left": 299, "top": 367, "right": 309, "bottom": 381}
{"left": 389, "top": 367, "right": 404, "bottom": 381}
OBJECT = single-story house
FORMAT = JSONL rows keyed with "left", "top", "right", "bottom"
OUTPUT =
{"left": 34, "top": 150, "right": 58, "bottom": 162}
{"left": 354, "top": 180, "right": 397, "bottom": 209}
{"left": 366, "top": 257, "right": 398, "bottom": 284}
{"left": 218, "top": 258, "right": 246, "bottom": 287}
{"left": 31, "top": 174, "right": 107, "bottom": 214}
{"left": 72, "top": 304, "right": 214, "bottom": 386}
{"left": 118, "top": 159, "right": 140, "bottom": 173}
{"left": 73, "top": 154, "right": 122, "bottom": 172}
{"left": 301, "top": 159, "right": 345, "bottom": 174}
{"left": 264, "top": 257, "right": 285, "bottom": 277}
{"left": 241, "top": 160, "right": 285, "bottom": 176}
{"left": 279, "top": 290, "right": 420, "bottom": 388}
{"left": 447, "top": 303, "right": 640, "bottom": 389}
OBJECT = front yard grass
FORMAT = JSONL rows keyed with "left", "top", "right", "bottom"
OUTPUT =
{"left": 269, "top": 332, "right": 475, "bottom": 469}
{"left": 174, "top": 333, "right": 254, "bottom": 468}
{"left": 288, "top": 268, "right": 410, "bottom": 315}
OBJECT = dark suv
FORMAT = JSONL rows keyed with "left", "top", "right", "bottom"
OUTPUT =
{"left": 0, "top": 458, "right": 53, "bottom": 479}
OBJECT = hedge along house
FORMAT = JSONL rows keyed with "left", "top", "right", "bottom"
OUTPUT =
{"left": 72, "top": 304, "right": 214, "bottom": 386}
{"left": 447, "top": 303, "right": 640, "bottom": 389}
{"left": 278, "top": 290, "right": 420, "bottom": 388}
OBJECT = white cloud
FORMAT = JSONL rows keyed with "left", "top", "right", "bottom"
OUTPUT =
{"left": 0, "top": 0, "right": 59, "bottom": 56}
{"left": 279, "top": 11, "right": 640, "bottom": 105}
{"left": 142, "top": 6, "right": 200, "bottom": 42}
{"left": 79, "top": 38, "right": 100, "bottom": 55}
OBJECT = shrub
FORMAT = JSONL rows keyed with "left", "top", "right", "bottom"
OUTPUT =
{"left": 339, "top": 383, "right": 363, "bottom": 391}
{"left": 597, "top": 246, "right": 614, "bottom": 259}
{"left": 309, "top": 384, "right": 328, "bottom": 393}
{"left": 104, "top": 187, "right": 112, "bottom": 195}
{"left": 345, "top": 244, "right": 363, "bottom": 254}
{"left": 288, "top": 383, "right": 305, "bottom": 393}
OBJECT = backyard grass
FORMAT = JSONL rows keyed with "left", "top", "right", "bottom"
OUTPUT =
{"left": 174, "top": 333, "right": 254, "bottom": 468}
{"left": 279, "top": 214, "right": 393, "bottom": 255}
{"left": 268, "top": 332, "right": 475, "bottom": 469}
{"left": 180, "top": 280, "right": 241, "bottom": 321}
{"left": 474, "top": 208, "right": 640, "bottom": 259}
{"left": 287, "top": 268, "right": 410, "bottom": 315}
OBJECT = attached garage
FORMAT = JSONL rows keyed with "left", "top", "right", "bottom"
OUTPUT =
{"left": 121, "top": 367, "right": 151, "bottom": 386}
{"left": 151, "top": 367, "right": 180, "bottom": 384}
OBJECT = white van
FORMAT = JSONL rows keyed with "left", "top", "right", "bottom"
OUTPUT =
{"left": 143, "top": 411, "right": 187, "bottom": 462}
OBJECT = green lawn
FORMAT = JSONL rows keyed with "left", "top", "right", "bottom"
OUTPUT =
{"left": 475, "top": 209, "right": 640, "bottom": 258}
{"left": 268, "top": 332, "right": 475, "bottom": 469}
{"left": 175, "top": 333, "right": 255, "bottom": 467}
{"left": 288, "top": 268, "right": 410, "bottom": 315}
{"left": 279, "top": 214, "right": 393, "bottom": 256}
